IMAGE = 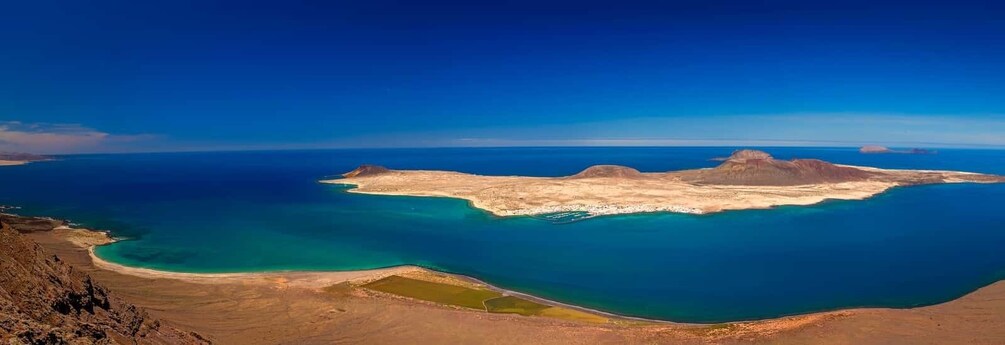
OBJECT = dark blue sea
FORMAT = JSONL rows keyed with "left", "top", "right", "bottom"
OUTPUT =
{"left": 2, "top": 147, "right": 1004, "bottom": 322}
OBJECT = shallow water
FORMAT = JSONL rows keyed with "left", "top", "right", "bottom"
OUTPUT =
{"left": 2, "top": 147, "right": 1004, "bottom": 322}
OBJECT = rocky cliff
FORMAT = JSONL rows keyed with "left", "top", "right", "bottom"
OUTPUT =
{"left": 0, "top": 218, "right": 207, "bottom": 344}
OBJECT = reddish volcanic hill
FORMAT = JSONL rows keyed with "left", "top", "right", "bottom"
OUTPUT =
{"left": 342, "top": 165, "right": 391, "bottom": 178}
{"left": 727, "top": 149, "right": 773, "bottom": 160}
{"left": 678, "top": 150, "right": 875, "bottom": 186}
{"left": 569, "top": 165, "right": 644, "bottom": 179}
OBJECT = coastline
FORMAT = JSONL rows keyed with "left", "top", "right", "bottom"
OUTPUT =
{"left": 337, "top": 180, "right": 896, "bottom": 217}
{"left": 338, "top": 185, "right": 709, "bottom": 217}
{"left": 323, "top": 167, "right": 1002, "bottom": 218}
{"left": 0, "top": 160, "right": 28, "bottom": 166}
{"left": 321, "top": 149, "right": 1004, "bottom": 218}
{"left": 74, "top": 223, "right": 426, "bottom": 289}
{"left": 0, "top": 158, "right": 54, "bottom": 166}
{"left": 8, "top": 215, "right": 1005, "bottom": 343}
{"left": 85, "top": 233, "right": 653, "bottom": 323}
{"left": 76, "top": 223, "right": 817, "bottom": 324}
{"left": 11, "top": 166, "right": 1005, "bottom": 326}
{"left": 89, "top": 246, "right": 421, "bottom": 288}
{"left": 82, "top": 224, "right": 998, "bottom": 324}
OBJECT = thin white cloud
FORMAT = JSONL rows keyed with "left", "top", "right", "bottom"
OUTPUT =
{"left": 3, "top": 113, "right": 1003, "bottom": 153}
{"left": 0, "top": 121, "right": 156, "bottom": 154}
{"left": 393, "top": 113, "right": 1005, "bottom": 149}
{"left": 441, "top": 138, "right": 852, "bottom": 147}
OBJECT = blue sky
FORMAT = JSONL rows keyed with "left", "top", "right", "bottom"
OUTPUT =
{"left": 2, "top": 0, "right": 1004, "bottom": 153}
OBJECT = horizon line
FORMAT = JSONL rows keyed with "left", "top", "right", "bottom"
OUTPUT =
{"left": 45, "top": 142, "right": 1005, "bottom": 156}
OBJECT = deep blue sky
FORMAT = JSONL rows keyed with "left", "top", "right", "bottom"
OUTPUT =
{"left": 2, "top": 0, "right": 1004, "bottom": 153}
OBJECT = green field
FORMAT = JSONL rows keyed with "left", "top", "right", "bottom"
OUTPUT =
{"left": 483, "top": 296, "right": 551, "bottom": 316}
{"left": 360, "top": 275, "right": 609, "bottom": 323}
{"left": 362, "top": 275, "right": 502, "bottom": 310}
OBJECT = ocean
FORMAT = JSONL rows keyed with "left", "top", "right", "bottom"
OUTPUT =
{"left": 1, "top": 147, "right": 1004, "bottom": 322}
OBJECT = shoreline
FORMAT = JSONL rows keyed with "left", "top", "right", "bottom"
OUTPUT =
{"left": 330, "top": 175, "right": 995, "bottom": 219}
{"left": 88, "top": 247, "right": 419, "bottom": 288}
{"left": 8, "top": 213, "right": 1005, "bottom": 343}
{"left": 82, "top": 229, "right": 424, "bottom": 289}
{"left": 0, "top": 159, "right": 29, "bottom": 166}
{"left": 339, "top": 185, "right": 709, "bottom": 217}
{"left": 323, "top": 163, "right": 1003, "bottom": 218}
{"left": 0, "top": 158, "right": 54, "bottom": 166}
{"left": 9, "top": 197, "right": 1005, "bottom": 327}
{"left": 86, "top": 237, "right": 671, "bottom": 323}
{"left": 329, "top": 180, "right": 898, "bottom": 217}
{"left": 82, "top": 226, "right": 998, "bottom": 325}
{"left": 334, "top": 181, "right": 892, "bottom": 217}
{"left": 80, "top": 230, "right": 816, "bottom": 324}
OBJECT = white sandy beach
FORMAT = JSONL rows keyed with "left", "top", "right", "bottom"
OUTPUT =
{"left": 0, "top": 160, "right": 28, "bottom": 166}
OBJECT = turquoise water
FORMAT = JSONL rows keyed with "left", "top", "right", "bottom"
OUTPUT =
{"left": 1, "top": 147, "right": 1004, "bottom": 322}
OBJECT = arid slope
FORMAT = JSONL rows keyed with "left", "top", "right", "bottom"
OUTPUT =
{"left": 0, "top": 215, "right": 206, "bottom": 344}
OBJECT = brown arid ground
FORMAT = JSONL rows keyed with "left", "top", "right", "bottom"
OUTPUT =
{"left": 17, "top": 226, "right": 1005, "bottom": 345}
{"left": 0, "top": 152, "right": 50, "bottom": 166}
{"left": 322, "top": 150, "right": 1004, "bottom": 217}
{"left": 0, "top": 222, "right": 207, "bottom": 344}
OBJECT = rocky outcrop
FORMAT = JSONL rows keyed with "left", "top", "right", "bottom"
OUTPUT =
{"left": 727, "top": 149, "right": 773, "bottom": 161}
{"left": 905, "top": 148, "right": 936, "bottom": 154}
{"left": 677, "top": 150, "right": 875, "bottom": 186}
{"left": 860, "top": 145, "right": 893, "bottom": 153}
{"left": 0, "top": 213, "right": 66, "bottom": 233}
{"left": 0, "top": 220, "right": 208, "bottom": 344}
{"left": 860, "top": 146, "right": 936, "bottom": 154}
{"left": 569, "top": 165, "right": 644, "bottom": 179}
{"left": 342, "top": 165, "right": 391, "bottom": 178}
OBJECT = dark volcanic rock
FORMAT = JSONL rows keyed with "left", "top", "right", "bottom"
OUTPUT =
{"left": 0, "top": 220, "right": 208, "bottom": 344}
{"left": 860, "top": 146, "right": 937, "bottom": 155}
{"left": 569, "top": 165, "right": 644, "bottom": 179}
{"left": 342, "top": 165, "right": 391, "bottom": 178}
{"left": 905, "top": 148, "right": 937, "bottom": 155}
{"left": 0, "top": 213, "right": 65, "bottom": 233}
{"left": 681, "top": 149, "right": 875, "bottom": 186}
{"left": 0, "top": 152, "right": 49, "bottom": 162}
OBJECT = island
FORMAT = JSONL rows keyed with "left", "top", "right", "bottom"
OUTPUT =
{"left": 0, "top": 152, "right": 50, "bottom": 166}
{"left": 323, "top": 149, "right": 1003, "bottom": 217}
{"left": 859, "top": 145, "right": 937, "bottom": 154}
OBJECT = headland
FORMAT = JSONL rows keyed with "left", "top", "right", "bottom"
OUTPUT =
{"left": 0, "top": 152, "right": 50, "bottom": 166}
